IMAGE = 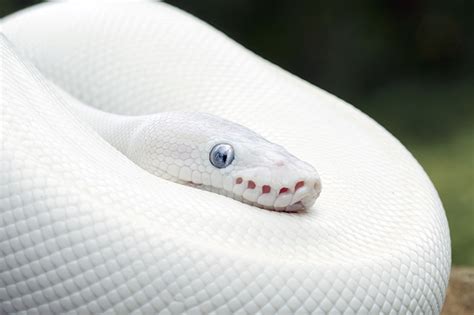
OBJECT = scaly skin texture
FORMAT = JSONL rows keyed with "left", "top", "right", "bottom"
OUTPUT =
{"left": 69, "top": 105, "right": 322, "bottom": 212}
{"left": 1, "top": 1, "right": 450, "bottom": 313}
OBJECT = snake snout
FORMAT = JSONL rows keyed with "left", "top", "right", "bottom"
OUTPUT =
{"left": 274, "top": 175, "right": 321, "bottom": 212}
{"left": 220, "top": 144, "right": 321, "bottom": 211}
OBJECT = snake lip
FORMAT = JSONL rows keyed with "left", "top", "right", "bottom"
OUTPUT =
{"left": 230, "top": 176, "right": 321, "bottom": 212}
{"left": 258, "top": 198, "right": 308, "bottom": 213}
{"left": 262, "top": 201, "right": 305, "bottom": 213}
{"left": 285, "top": 201, "right": 305, "bottom": 212}
{"left": 191, "top": 175, "right": 320, "bottom": 212}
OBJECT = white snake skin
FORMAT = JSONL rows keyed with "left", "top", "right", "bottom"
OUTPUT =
{"left": 1, "top": 1, "right": 451, "bottom": 314}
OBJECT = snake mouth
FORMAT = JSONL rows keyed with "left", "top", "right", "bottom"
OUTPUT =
{"left": 185, "top": 177, "right": 321, "bottom": 212}
{"left": 230, "top": 177, "right": 321, "bottom": 212}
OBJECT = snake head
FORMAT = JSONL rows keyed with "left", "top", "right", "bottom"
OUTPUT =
{"left": 128, "top": 112, "right": 322, "bottom": 212}
{"left": 207, "top": 135, "right": 322, "bottom": 212}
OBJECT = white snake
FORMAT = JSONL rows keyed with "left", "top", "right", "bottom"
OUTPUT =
{"left": 1, "top": 1, "right": 451, "bottom": 314}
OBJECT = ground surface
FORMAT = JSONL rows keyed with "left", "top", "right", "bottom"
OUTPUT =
{"left": 441, "top": 266, "right": 474, "bottom": 315}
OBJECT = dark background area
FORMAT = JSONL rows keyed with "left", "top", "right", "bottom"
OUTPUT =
{"left": 2, "top": 0, "right": 473, "bottom": 265}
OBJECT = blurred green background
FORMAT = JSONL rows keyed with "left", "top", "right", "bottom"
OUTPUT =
{"left": 2, "top": 1, "right": 473, "bottom": 265}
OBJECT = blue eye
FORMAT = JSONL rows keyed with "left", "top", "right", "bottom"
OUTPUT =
{"left": 210, "top": 143, "right": 234, "bottom": 168}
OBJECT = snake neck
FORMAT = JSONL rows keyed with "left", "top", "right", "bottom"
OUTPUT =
{"left": 52, "top": 84, "right": 146, "bottom": 154}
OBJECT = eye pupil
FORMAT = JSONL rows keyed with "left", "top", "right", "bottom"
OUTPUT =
{"left": 210, "top": 143, "right": 234, "bottom": 168}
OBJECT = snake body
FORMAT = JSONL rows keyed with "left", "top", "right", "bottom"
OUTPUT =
{"left": 1, "top": 1, "right": 451, "bottom": 314}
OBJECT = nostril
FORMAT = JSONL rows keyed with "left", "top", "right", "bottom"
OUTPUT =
{"left": 262, "top": 185, "right": 271, "bottom": 194}
{"left": 247, "top": 181, "right": 256, "bottom": 189}
{"left": 279, "top": 187, "right": 289, "bottom": 194}
{"left": 295, "top": 181, "right": 305, "bottom": 191}
{"left": 236, "top": 177, "right": 243, "bottom": 184}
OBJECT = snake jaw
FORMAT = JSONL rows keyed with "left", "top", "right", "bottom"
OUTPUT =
{"left": 230, "top": 174, "right": 322, "bottom": 212}
{"left": 184, "top": 174, "right": 321, "bottom": 212}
